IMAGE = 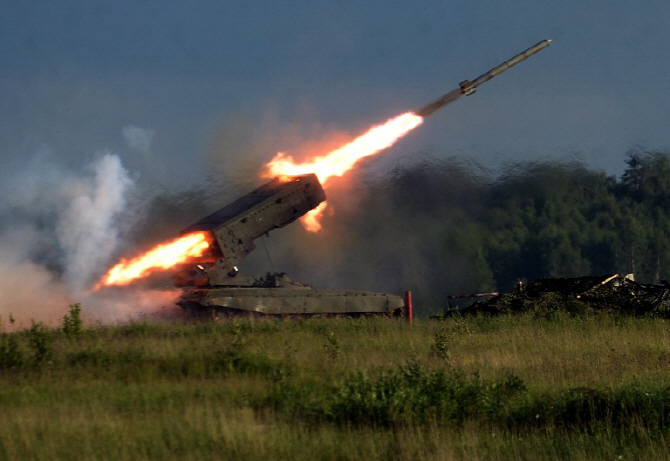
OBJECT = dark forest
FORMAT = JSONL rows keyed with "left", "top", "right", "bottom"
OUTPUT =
{"left": 320, "top": 150, "right": 670, "bottom": 309}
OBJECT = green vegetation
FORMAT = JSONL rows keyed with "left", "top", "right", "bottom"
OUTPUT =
{"left": 2, "top": 313, "right": 670, "bottom": 460}
{"left": 61, "top": 303, "right": 83, "bottom": 341}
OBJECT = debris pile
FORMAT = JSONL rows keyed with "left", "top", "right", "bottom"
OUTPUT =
{"left": 449, "top": 274, "right": 670, "bottom": 317}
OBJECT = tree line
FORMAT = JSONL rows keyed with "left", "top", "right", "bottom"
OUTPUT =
{"left": 328, "top": 150, "right": 670, "bottom": 308}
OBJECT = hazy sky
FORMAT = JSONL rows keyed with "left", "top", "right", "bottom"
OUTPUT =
{"left": 2, "top": 1, "right": 669, "bottom": 186}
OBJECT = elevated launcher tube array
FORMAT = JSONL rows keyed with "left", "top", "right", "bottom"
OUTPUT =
{"left": 174, "top": 174, "right": 325, "bottom": 287}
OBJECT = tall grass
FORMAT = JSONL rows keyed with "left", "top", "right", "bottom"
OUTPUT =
{"left": 1, "top": 313, "right": 670, "bottom": 459}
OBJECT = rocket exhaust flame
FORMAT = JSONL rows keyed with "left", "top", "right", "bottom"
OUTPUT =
{"left": 300, "top": 201, "right": 328, "bottom": 233}
{"left": 264, "top": 112, "right": 424, "bottom": 185}
{"left": 96, "top": 232, "right": 210, "bottom": 288}
{"left": 264, "top": 112, "right": 424, "bottom": 231}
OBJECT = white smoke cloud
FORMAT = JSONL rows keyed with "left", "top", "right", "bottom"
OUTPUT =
{"left": 56, "top": 152, "right": 133, "bottom": 291}
{"left": 0, "top": 135, "right": 181, "bottom": 328}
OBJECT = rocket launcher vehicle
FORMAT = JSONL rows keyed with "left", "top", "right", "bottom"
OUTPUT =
{"left": 174, "top": 174, "right": 404, "bottom": 318}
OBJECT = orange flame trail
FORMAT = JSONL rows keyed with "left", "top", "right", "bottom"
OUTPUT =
{"left": 264, "top": 112, "right": 423, "bottom": 231}
{"left": 96, "top": 232, "right": 210, "bottom": 288}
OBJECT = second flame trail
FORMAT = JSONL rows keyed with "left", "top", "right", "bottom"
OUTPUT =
{"left": 263, "top": 112, "right": 424, "bottom": 232}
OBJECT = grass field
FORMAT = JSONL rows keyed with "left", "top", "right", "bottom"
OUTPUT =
{"left": 2, "top": 309, "right": 670, "bottom": 460}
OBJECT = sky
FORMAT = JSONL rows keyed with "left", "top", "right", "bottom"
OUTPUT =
{"left": 3, "top": 0, "right": 670, "bottom": 187}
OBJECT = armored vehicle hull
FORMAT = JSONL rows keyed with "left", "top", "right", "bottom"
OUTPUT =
{"left": 178, "top": 286, "right": 404, "bottom": 318}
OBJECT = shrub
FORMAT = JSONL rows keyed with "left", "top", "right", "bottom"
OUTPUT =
{"left": 0, "top": 333, "right": 23, "bottom": 369}
{"left": 62, "top": 303, "right": 83, "bottom": 340}
{"left": 328, "top": 363, "right": 526, "bottom": 426}
{"left": 323, "top": 331, "right": 340, "bottom": 361}
{"left": 429, "top": 328, "right": 451, "bottom": 363}
{"left": 28, "top": 322, "right": 52, "bottom": 367}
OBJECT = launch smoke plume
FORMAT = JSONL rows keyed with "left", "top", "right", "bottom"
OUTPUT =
{"left": 0, "top": 141, "right": 180, "bottom": 328}
{"left": 57, "top": 153, "right": 132, "bottom": 291}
